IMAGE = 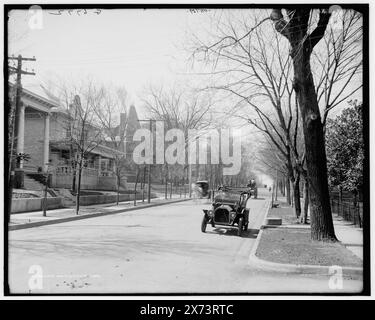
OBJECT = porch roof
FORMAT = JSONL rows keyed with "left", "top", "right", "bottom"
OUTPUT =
{"left": 50, "top": 140, "right": 126, "bottom": 159}
{"left": 9, "top": 82, "right": 60, "bottom": 113}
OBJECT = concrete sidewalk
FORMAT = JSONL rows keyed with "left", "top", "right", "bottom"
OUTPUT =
{"left": 9, "top": 196, "right": 192, "bottom": 231}
{"left": 333, "top": 214, "right": 363, "bottom": 260}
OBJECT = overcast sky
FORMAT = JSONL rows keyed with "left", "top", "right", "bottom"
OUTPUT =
{"left": 8, "top": 7, "right": 362, "bottom": 113}
{"left": 8, "top": 8, "right": 212, "bottom": 106}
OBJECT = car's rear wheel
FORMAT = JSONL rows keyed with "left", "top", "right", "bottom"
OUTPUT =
{"left": 238, "top": 218, "right": 243, "bottom": 237}
{"left": 201, "top": 215, "right": 208, "bottom": 232}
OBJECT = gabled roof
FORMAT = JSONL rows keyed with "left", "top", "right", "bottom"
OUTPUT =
{"left": 125, "top": 105, "right": 141, "bottom": 136}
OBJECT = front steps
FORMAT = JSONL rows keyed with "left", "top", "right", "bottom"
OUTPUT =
{"left": 23, "top": 177, "right": 45, "bottom": 191}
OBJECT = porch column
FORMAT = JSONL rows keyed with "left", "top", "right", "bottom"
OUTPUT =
{"left": 43, "top": 113, "right": 50, "bottom": 172}
{"left": 16, "top": 104, "right": 25, "bottom": 168}
{"left": 98, "top": 155, "right": 102, "bottom": 176}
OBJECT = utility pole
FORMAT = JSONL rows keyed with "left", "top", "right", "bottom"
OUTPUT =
{"left": 7, "top": 54, "right": 36, "bottom": 222}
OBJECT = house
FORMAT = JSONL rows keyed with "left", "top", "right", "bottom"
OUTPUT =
{"left": 11, "top": 84, "right": 140, "bottom": 191}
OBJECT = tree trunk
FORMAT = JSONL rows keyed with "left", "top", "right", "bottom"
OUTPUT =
{"left": 293, "top": 49, "right": 336, "bottom": 241}
{"left": 72, "top": 164, "right": 77, "bottom": 192}
{"left": 303, "top": 178, "right": 309, "bottom": 224}
{"left": 75, "top": 160, "right": 82, "bottom": 215}
{"left": 293, "top": 174, "right": 301, "bottom": 219}
{"left": 116, "top": 173, "right": 120, "bottom": 205}
{"left": 339, "top": 185, "right": 343, "bottom": 217}
{"left": 165, "top": 165, "right": 168, "bottom": 199}
{"left": 280, "top": 179, "right": 285, "bottom": 197}
{"left": 178, "top": 180, "right": 182, "bottom": 198}
{"left": 275, "top": 173, "right": 278, "bottom": 201}
{"left": 134, "top": 168, "right": 140, "bottom": 206}
{"left": 142, "top": 166, "right": 146, "bottom": 202}
{"left": 291, "top": 181, "right": 294, "bottom": 207}
{"left": 286, "top": 177, "right": 291, "bottom": 205}
{"left": 70, "top": 147, "right": 76, "bottom": 192}
{"left": 270, "top": 8, "right": 336, "bottom": 240}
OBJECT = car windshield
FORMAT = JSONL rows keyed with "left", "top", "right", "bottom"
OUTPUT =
{"left": 196, "top": 182, "right": 208, "bottom": 187}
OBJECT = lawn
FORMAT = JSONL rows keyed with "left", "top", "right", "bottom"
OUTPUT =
{"left": 256, "top": 227, "right": 362, "bottom": 267}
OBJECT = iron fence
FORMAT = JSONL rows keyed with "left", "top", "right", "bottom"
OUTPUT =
{"left": 330, "top": 199, "right": 363, "bottom": 228}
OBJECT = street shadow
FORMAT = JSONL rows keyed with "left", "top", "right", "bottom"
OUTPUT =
{"left": 206, "top": 227, "right": 259, "bottom": 239}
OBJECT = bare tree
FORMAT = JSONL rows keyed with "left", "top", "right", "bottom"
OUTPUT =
{"left": 61, "top": 81, "right": 105, "bottom": 214}
{"left": 256, "top": 142, "right": 290, "bottom": 198}
{"left": 142, "top": 84, "right": 214, "bottom": 191}
{"left": 190, "top": 13, "right": 306, "bottom": 218}
{"left": 92, "top": 85, "right": 131, "bottom": 205}
{"left": 312, "top": 10, "right": 363, "bottom": 128}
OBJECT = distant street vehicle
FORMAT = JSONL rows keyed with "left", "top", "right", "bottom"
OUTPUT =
{"left": 247, "top": 179, "right": 258, "bottom": 199}
{"left": 193, "top": 180, "right": 211, "bottom": 198}
{"left": 201, "top": 185, "right": 250, "bottom": 237}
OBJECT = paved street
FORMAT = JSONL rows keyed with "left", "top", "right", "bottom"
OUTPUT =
{"left": 8, "top": 189, "right": 362, "bottom": 294}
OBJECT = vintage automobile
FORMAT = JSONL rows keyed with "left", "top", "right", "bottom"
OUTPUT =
{"left": 193, "top": 180, "right": 211, "bottom": 198}
{"left": 247, "top": 179, "right": 258, "bottom": 199}
{"left": 201, "top": 185, "right": 250, "bottom": 237}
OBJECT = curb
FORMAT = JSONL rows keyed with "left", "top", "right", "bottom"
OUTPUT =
{"left": 261, "top": 224, "right": 310, "bottom": 229}
{"left": 9, "top": 198, "right": 192, "bottom": 231}
{"left": 247, "top": 202, "right": 363, "bottom": 278}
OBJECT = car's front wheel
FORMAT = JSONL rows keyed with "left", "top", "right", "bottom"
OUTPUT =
{"left": 201, "top": 215, "right": 208, "bottom": 233}
{"left": 244, "top": 222, "right": 249, "bottom": 231}
{"left": 211, "top": 219, "right": 215, "bottom": 228}
{"left": 237, "top": 218, "right": 243, "bottom": 237}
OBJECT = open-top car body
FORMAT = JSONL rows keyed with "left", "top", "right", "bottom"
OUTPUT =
{"left": 193, "top": 180, "right": 211, "bottom": 198}
{"left": 201, "top": 185, "right": 251, "bottom": 237}
{"left": 247, "top": 179, "right": 258, "bottom": 199}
